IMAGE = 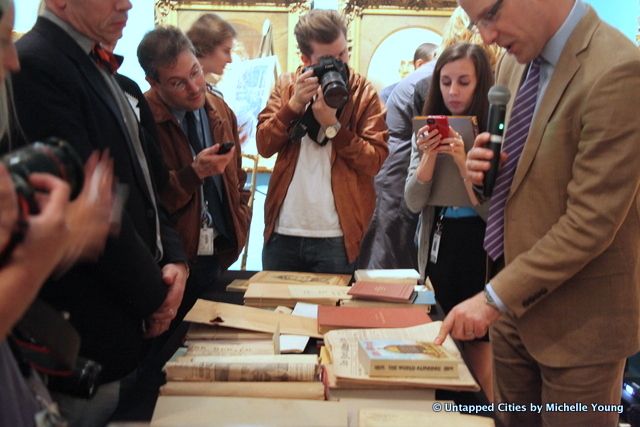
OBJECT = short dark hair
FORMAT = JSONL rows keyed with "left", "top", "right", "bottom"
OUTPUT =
{"left": 137, "top": 26, "right": 195, "bottom": 81}
{"left": 187, "top": 13, "right": 237, "bottom": 58}
{"left": 294, "top": 9, "right": 347, "bottom": 57}
{"left": 414, "top": 42, "right": 437, "bottom": 64}
{"left": 422, "top": 42, "right": 493, "bottom": 131}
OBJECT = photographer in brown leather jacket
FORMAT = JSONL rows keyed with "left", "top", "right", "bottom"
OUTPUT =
{"left": 257, "top": 10, "right": 388, "bottom": 274}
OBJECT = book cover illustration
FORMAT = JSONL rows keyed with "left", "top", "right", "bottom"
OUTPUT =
{"left": 358, "top": 339, "right": 459, "bottom": 378}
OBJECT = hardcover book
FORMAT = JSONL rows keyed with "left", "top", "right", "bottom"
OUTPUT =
{"left": 358, "top": 340, "right": 459, "bottom": 379}
{"left": 353, "top": 269, "right": 420, "bottom": 285}
{"left": 348, "top": 281, "right": 415, "bottom": 303}
{"left": 317, "top": 306, "right": 431, "bottom": 334}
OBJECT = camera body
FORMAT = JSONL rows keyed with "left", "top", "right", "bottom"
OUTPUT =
{"left": 426, "top": 115, "right": 450, "bottom": 139}
{"left": 0, "top": 138, "right": 84, "bottom": 264}
{"left": 2, "top": 137, "right": 84, "bottom": 214}
{"left": 304, "top": 56, "right": 349, "bottom": 109}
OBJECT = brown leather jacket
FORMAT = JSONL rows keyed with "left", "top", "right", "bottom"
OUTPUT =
{"left": 257, "top": 69, "right": 388, "bottom": 263}
{"left": 146, "top": 89, "right": 251, "bottom": 269}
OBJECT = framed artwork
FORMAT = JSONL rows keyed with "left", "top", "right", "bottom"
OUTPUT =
{"left": 154, "top": 1, "right": 308, "bottom": 73}
{"left": 346, "top": 6, "right": 453, "bottom": 91}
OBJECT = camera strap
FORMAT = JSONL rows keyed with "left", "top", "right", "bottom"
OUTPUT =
{"left": 288, "top": 103, "right": 343, "bottom": 147}
{"left": 12, "top": 299, "right": 81, "bottom": 375}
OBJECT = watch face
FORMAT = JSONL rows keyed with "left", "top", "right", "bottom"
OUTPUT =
{"left": 326, "top": 124, "right": 339, "bottom": 139}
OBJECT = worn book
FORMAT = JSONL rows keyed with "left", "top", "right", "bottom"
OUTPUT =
{"left": 317, "top": 306, "right": 431, "bottom": 334}
{"left": 243, "top": 283, "right": 351, "bottom": 308}
{"left": 412, "top": 115, "right": 479, "bottom": 207}
{"left": 186, "top": 324, "right": 272, "bottom": 341}
{"left": 184, "top": 299, "right": 321, "bottom": 338}
{"left": 164, "top": 354, "right": 319, "bottom": 382}
{"left": 160, "top": 381, "right": 325, "bottom": 400}
{"left": 248, "top": 270, "right": 351, "bottom": 286}
{"left": 323, "top": 323, "right": 478, "bottom": 391}
{"left": 353, "top": 269, "right": 420, "bottom": 285}
{"left": 348, "top": 281, "right": 415, "bottom": 303}
{"left": 358, "top": 340, "right": 459, "bottom": 378}
{"left": 358, "top": 408, "right": 495, "bottom": 427}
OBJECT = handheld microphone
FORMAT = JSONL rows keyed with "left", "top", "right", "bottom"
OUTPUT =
{"left": 483, "top": 86, "right": 511, "bottom": 198}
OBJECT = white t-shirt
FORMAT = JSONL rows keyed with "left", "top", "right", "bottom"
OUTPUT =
{"left": 275, "top": 134, "right": 343, "bottom": 237}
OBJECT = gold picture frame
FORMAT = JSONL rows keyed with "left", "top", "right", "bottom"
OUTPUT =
{"left": 154, "top": 1, "right": 309, "bottom": 73}
{"left": 348, "top": 6, "right": 451, "bottom": 75}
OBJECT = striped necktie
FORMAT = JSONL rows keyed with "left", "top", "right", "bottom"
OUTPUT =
{"left": 90, "top": 44, "right": 122, "bottom": 75}
{"left": 484, "top": 57, "right": 543, "bottom": 261}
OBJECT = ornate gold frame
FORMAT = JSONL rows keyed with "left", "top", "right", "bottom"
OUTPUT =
{"left": 154, "top": 1, "right": 310, "bottom": 73}
{"left": 345, "top": 3, "right": 452, "bottom": 75}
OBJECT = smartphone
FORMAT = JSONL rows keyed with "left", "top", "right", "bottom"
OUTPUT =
{"left": 217, "top": 141, "right": 234, "bottom": 155}
{"left": 426, "top": 115, "right": 449, "bottom": 139}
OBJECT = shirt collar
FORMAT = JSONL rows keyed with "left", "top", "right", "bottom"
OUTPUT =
{"left": 41, "top": 9, "right": 94, "bottom": 55}
{"left": 540, "top": 0, "right": 589, "bottom": 66}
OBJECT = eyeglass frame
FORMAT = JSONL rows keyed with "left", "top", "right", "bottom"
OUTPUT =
{"left": 467, "top": 0, "right": 505, "bottom": 33}
{"left": 163, "top": 63, "right": 204, "bottom": 92}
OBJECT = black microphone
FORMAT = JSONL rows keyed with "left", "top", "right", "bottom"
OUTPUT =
{"left": 483, "top": 86, "right": 511, "bottom": 198}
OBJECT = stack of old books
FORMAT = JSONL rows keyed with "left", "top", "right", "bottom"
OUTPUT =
{"left": 160, "top": 299, "right": 326, "bottom": 400}
{"left": 242, "top": 270, "right": 352, "bottom": 308}
{"left": 340, "top": 269, "right": 435, "bottom": 311}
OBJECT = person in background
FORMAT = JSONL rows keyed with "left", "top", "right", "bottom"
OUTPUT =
{"left": 412, "top": 8, "right": 503, "bottom": 121}
{"left": 139, "top": 26, "right": 250, "bottom": 315}
{"left": 0, "top": 0, "right": 116, "bottom": 425}
{"left": 357, "top": 7, "right": 502, "bottom": 273}
{"left": 257, "top": 10, "right": 388, "bottom": 274}
{"left": 379, "top": 42, "right": 437, "bottom": 105}
{"left": 438, "top": 1, "right": 640, "bottom": 425}
{"left": 405, "top": 42, "right": 493, "bottom": 400}
{"left": 186, "top": 13, "right": 236, "bottom": 99}
{"left": 11, "top": 1, "right": 190, "bottom": 425}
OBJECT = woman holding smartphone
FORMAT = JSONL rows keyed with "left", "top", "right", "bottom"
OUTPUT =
{"left": 404, "top": 42, "right": 494, "bottom": 400}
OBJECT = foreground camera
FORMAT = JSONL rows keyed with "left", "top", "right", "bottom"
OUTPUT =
{"left": 2, "top": 137, "right": 84, "bottom": 214}
{"left": 304, "top": 56, "right": 349, "bottom": 109}
{"left": 0, "top": 138, "right": 84, "bottom": 264}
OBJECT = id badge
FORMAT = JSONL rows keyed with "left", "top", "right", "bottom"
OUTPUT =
{"left": 197, "top": 227, "right": 215, "bottom": 255}
{"left": 430, "top": 228, "right": 442, "bottom": 264}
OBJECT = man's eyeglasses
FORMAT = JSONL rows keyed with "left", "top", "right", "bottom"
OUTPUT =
{"left": 167, "top": 65, "right": 203, "bottom": 91}
{"left": 467, "top": 0, "right": 504, "bottom": 33}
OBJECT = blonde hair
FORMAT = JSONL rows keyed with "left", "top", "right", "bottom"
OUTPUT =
{"left": 437, "top": 6, "right": 504, "bottom": 71}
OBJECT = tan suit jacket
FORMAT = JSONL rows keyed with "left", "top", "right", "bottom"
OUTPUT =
{"left": 492, "top": 7, "right": 640, "bottom": 367}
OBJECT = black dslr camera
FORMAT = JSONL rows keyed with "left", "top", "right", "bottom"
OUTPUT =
{"left": 0, "top": 138, "right": 84, "bottom": 264}
{"left": 304, "top": 56, "right": 349, "bottom": 109}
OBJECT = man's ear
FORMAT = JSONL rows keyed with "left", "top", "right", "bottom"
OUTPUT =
{"left": 301, "top": 54, "right": 312, "bottom": 67}
{"left": 146, "top": 75, "right": 159, "bottom": 89}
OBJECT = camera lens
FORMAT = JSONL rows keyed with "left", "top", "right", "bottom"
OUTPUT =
{"left": 321, "top": 71, "right": 349, "bottom": 109}
{"left": 1, "top": 137, "right": 84, "bottom": 214}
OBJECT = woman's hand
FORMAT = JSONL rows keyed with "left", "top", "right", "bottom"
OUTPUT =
{"left": 415, "top": 124, "right": 450, "bottom": 183}
{"left": 439, "top": 127, "right": 467, "bottom": 174}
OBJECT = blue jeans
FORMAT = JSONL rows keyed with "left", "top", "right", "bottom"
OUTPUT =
{"left": 262, "top": 233, "right": 354, "bottom": 274}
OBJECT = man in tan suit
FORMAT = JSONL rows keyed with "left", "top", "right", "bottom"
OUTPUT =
{"left": 435, "top": 1, "right": 640, "bottom": 425}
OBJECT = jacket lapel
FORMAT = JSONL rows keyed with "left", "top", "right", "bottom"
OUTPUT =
{"left": 509, "top": 9, "right": 597, "bottom": 195}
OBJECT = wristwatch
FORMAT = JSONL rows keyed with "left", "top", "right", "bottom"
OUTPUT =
{"left": 325, "top": 122, "right": 341, "bottom": 139}
{"left": 483, "top": 287, "right": 500, "bottom": 311}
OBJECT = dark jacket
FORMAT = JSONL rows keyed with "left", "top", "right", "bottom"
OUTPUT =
{"left": 12, "top": 17, "right": 187, "bottom": 383}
